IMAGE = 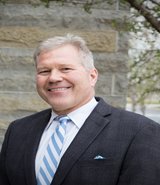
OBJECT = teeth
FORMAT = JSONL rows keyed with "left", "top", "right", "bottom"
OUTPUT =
{"left": 48, "top": 87, "right": 68, "bottom": 91}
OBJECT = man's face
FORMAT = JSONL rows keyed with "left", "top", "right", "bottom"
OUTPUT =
{"left": 36, "top": 44, "right": 98, "bottom": 115}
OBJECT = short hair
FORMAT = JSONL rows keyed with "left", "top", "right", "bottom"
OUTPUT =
{"left": 34, "top": 34, "right": 95, "bottom": 70}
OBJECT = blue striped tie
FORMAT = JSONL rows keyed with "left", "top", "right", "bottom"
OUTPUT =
{"left": 37, "top": 116, "right": 70, "bottom": 185}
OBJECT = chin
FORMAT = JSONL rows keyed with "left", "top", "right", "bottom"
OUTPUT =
{"left": 51, "top": 102, "right": 69, "bottom": 110}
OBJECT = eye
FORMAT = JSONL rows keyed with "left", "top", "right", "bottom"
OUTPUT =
{"left": 61, "top": 67, "right": 73, "bottom": 72}
{"left": 37, "top": 70, "right": 50, "bottom": 75}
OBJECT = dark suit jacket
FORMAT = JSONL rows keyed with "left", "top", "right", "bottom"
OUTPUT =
{"left": 1, "top": 97, "right": 160, "bottom": 185}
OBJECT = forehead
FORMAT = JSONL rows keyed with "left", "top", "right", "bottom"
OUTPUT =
{"left": 37, "top": 44, "right": 83, "bottom": 66}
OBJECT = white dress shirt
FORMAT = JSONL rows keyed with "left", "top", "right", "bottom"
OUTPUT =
{"left": 35, "top": 97, "right": 98, "bottom": 177}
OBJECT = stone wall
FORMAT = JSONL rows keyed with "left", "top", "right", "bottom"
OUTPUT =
{"left": 0, "top": 0, "right": 129, "bottom": 147}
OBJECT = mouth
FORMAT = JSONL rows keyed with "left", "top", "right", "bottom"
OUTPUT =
{"left": 48, "top": 87, "right": 71, "bottom": 92}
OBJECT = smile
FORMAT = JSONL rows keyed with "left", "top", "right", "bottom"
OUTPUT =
{"left": 48, "top": 87, "right": 70, "bottom": 91}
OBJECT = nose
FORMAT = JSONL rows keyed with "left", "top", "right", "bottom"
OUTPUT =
{"left": 48, "top": 69, "right": 63, "bottom": 83}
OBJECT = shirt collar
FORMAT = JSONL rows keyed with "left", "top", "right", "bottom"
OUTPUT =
{"left": 67, "top": 97, "right": 98, "bottom": 129}
{"left": 46, "top": 97, "right": 98, "bottom": 130}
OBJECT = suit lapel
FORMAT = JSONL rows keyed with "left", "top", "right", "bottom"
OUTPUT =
{"left": 24, "top": 109, "right": 51, "bottom": 185}
{"left": 52, "top": 98, "right": 112, "bottom": 185}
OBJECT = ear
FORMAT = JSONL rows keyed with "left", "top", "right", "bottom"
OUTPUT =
{"left": 89, "top": 68, "right": 98, "bottom": 87}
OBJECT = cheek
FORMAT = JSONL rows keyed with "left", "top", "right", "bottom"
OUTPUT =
{"left": 36, "top": 77, "right": 41, "bottom": 85}
{"left": 76, "top": 77, "right": 92, "bottom": 89}
{"left": 36, "top": 77, "right": 46, "bottom": 88}
{"left": 36, "top": 78, "right": 45, "bottom": 89}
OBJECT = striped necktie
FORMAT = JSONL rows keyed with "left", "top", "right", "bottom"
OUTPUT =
{"left": 37, "top": 115, "right": 71, "bottom": 185}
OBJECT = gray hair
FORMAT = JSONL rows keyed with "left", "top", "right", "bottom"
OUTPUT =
{"left": 34, "top": 34, "right": 95, "bottom": 70}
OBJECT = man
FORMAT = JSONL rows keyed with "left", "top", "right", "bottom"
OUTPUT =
{"left": 0, "top": 34, "right": 160, "bottom": 185}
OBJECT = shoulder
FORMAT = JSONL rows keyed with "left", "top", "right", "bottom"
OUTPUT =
{"left": 96, "top": 97, "right": 160, "bottom": 131}
{"left": 8, "top": 108, "right": 52, "bottom": 130}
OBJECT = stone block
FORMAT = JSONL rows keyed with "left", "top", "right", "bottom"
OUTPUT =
{"left": 112, "top": 73, "right": 128, "bottom": 96}
{"left": 95, "top": 73, "right": 112, "bottom": 95}
{"left": 3, "top": 0, "right": 28, "bottom": 2}
{"left": 0, "top": 3, "right": 129, "bottom": 31}
{"left": 0, "top": 48, "right": 35, "bottom": 71}
{"left": 3, "top": 0, "right": 118, "bottom": 9}
{"left": 0, "top": 27, "right": 117, "bottom": 52}
{"left": 118, "top": 32, "right": 129, "bottom": 51}
{"left": 94, "top": 52, "right": 128, "bottom": 73}
{"left": 0, "top": 70, "right": 36, "bottom": 91}
{"left": 0, "top": 91, "right": 49, "bottom": 112}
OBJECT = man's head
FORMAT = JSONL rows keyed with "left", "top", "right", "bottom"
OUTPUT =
{"left": 34, "top": 34, "right": 98, "bottom": 115}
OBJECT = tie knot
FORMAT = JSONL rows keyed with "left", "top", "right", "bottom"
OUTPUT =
{"left": 55, "top": 115, "right": 71, "bottom": 125}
